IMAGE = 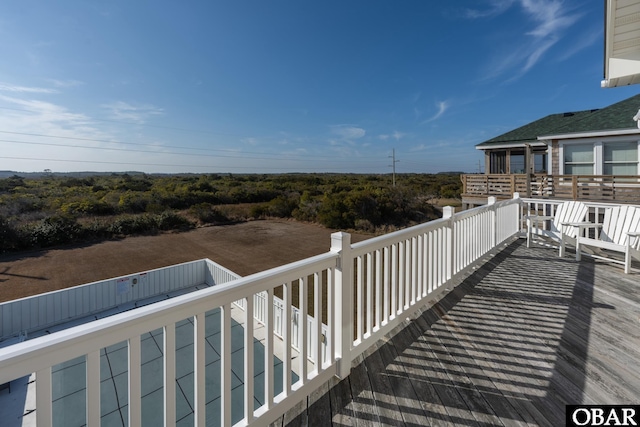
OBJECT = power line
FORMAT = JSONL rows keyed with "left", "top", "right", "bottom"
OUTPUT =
{"left": 0, "top": 155, "right": 388, "bottom": 172}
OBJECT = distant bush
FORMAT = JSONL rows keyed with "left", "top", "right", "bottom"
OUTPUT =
{"left": 27, "top": 215, "right": 82, "bottom": 248}
{"left": 155, "top": 211, "right": 192, "bottom": 230}
{"left": 189, "top": 203, "right": 230, "bottom": 224}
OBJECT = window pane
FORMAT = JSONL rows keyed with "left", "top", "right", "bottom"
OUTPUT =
{"left": 534, "top": 153, "right": 547, "bottom": 173}
{"left": 604, "top": 142, "right": 637, "bottom": 162}
{"left": 564, "top": 144, "right": 593, "bottom": 163}
{"left": 604, "top": 163, "right": 638, "bottom": 175}
{"left": 510, "top": 154, "right": 525, "bottom": 173}
{"left": 565, "top": 164, "right": 593, "bottom": 175}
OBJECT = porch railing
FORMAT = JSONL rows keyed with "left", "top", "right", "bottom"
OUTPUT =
{"left": 462, "top": 174, "right": 640, "bottom": 202}
{"left": 0, "top": 196, "right": 522, "bottom": 427}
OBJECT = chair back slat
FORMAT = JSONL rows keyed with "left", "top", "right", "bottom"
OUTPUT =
{"left": 601, "top": 206, "right": 640, "bottom": 246}
{"left": 554, "top": 201, "right": 588, "bottom": 238}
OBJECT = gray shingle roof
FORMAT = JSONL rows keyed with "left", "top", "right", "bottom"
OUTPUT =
{"left": 476, "top": 93, "right": 640, "bottom": 148}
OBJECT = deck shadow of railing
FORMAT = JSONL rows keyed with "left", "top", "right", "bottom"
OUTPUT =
{"left": 290, "top": 239, "right": 602, "bottom": 426}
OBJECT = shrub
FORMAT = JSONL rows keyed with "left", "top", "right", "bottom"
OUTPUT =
{"left": 189, "top": 203, "right": 230, "bottom": 224}
{"left": 28, "top": 215, "right": 82, "bottom": 248}
{"left": 155, "top": 211, "right": 193, "bottom": 230}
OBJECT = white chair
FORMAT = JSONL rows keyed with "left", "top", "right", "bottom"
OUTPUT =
{"left": 526, "top": 201, "right": 589, "bottom": 256}
{"left": 566, "top": 205, "right": 640, "bottom": 274}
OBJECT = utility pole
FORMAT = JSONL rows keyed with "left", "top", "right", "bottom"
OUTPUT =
{"left": 388, "top": 149, "right": 399, "bottom": 187}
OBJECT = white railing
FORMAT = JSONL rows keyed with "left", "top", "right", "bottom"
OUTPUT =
{"left": 0, "top": 196, "right": 523, "bottom": 427}
{"left": 0, "top": 259, "right": 240, "bottom": 340}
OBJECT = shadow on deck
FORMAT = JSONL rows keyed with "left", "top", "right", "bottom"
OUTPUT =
{"left": 283, "top": 239, "right": 640, "bottom": 426}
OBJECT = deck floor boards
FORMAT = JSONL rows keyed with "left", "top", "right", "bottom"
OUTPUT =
{"left": 288, "top": 239, "right": 640, "bottom": 426}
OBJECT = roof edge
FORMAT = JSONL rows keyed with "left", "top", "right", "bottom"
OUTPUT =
{"left": 538, "top": 127, "right": 640, "bottom": 140}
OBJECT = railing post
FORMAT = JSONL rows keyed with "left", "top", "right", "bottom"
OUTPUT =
{"left": 572, "top": 176, "right": 578, "bottom": 200}
{"left": 443, "top": 207, "right": 455, "bottom": 280}
{"left": 331, "top": 231, "right": 352, "bottom": 379}
{"left": 488, "top": 197, "right": 497, "bottom": 248}
{"left": 512, "top": 192, "right": 521, "bottom": 238}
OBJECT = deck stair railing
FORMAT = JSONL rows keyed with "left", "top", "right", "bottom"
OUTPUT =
{"left": 0, "top": 195, "right": 522, "bottom": 427}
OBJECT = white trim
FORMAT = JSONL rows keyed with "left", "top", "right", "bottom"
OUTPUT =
{"left": 559, "top": 138, "right": 640, "bottom": 175}
{"left": 476, "top": 141, "right": 546, "bottom": 150}
{"left": 539, "top": 128, "right": 640, "bottom": 141}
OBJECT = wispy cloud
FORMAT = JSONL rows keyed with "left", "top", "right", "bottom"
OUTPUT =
{"left": 422, "top": 100, "right": 450, "bottom": 124}
{"left": 47, "top": 79, "right": 84, "bottom": 88}
{"left": 0, "top": 83, "right": 57, "bottom": 94}
{"left": 330, "top": 124, "right": 366, "bottom": 141}
{"left": 465, "top": 0, "right": 515, "bottom": 19}
{"left": 471, "top": 0, "right": 581, "bottom": 81}
{"left": 102, "top": 101, "right": 164, "bottom": 124}
{"left": 378, "top": 131, "right": 405, "bottom": 141}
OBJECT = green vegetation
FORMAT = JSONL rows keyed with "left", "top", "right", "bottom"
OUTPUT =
{"left": 0, "top": 173, "right": 461, "bottom": 254}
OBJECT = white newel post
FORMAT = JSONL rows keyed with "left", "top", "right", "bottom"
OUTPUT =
{"left": 331, "top": 231, "right": 352, "bottom": 379}
{"left": 443, "top": 206, "right": 455, "bottom": 281}
{"left": 488, "top": 196, "right": 497, "bottom": 248}
{"left": 513, "top": 192, "right": 521, "bottom": 237}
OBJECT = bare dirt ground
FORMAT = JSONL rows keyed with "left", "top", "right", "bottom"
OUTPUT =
{"left": 0, "top": 220, "right": 371, "bottom": 303}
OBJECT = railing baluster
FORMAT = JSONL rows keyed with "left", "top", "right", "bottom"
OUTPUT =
{"left": 327, "top": 268, "right": 334, "bottom": 366}
{"left": 283, "top": 283, "right": 291, "bottom": 394}
{"left": 86, "top": 350, "right": 100, "bottom": 426}
{"left": 366, "top": 252, "right": 373, "bottom": 337}
{"left": 314, "top": 272, "right": 322, "bottom": 373}
{"left": 164, "top": 323, "right": 176, "bottom": 427}
{"left": 36, "top": 367, "right": 53, "bottom": 427}
{"left": 265, "top": 289, "right": 274, "bottom": 406}
{"left": 129, "top": 336, "right": 142, "bottom": 427}
{"left": 194, "top": 313, "right": 206, "bottom": 427}
{"left": 299, "top": 276, "right": 308, "bottom": 383}
{"left": 356, "top": 255, "right": 363, "bottom": 341}
{"left": 375, "top": 249, "right": 382, "bottom": 330}
{"left": 398, "top": 241, "right": 404, "bottom": 314}
{"left": 391, "top": 243, "right": 397, "bottom": 320}
{"left": 221, "top": 304, "right": 232, "bottom": 427}
{"left": 243, "top": 299, "right": 254, "bottom": 424}
{"left": 382, "top": 246, "right": 390, "bottom": 325}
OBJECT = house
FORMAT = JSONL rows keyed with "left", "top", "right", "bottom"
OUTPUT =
{"left": 462, "top": 94, "right": 640, "bottom": 208}
{"left": 602, "top": 0, "right": 640, "bottom": 88}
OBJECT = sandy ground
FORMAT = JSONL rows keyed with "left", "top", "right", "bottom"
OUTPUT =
{"left": 0, "top": 220, "right": 370, "bottom": 303}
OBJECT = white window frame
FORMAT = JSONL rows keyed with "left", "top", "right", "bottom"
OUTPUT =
{"left": 559, "top": 137, "right": 640, "bottom": 175}
{"left": 559, "top": 142, "right": 595, "bottom": 175}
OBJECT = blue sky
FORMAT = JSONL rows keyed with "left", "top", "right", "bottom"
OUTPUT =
{"left": 0, "top": 0, "right": 638, "bottom": 174}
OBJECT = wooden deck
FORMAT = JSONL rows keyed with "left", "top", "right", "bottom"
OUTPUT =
{"left": 278, "top": 239, "right": 640, "bottom": 426}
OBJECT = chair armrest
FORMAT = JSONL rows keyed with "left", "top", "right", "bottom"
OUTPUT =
{"left": 562, "top": 221, "right": 602, "bottom": 229}
{"left": 525, "top": 214, "right": 553, "bottom": 222}
{"left": 627, "top": 231, "right": 640, "bottom": 237}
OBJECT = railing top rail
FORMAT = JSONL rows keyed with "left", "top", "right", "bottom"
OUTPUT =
{"left": 0, "top": 250, "right": 338, "bottom": 383}
{"left": 0, "top": 258, "right": 215, "bottom": 305}
{"left": 522, "top": 198, "right": 640, "bottom": 209}
{"left": 351, "top": 198, "right": 520, "bottom": 254}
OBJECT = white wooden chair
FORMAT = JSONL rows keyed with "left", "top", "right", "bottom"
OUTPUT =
{"left": 526, "top": 201, "right": 589, "bottom": 256}
{"left": 567, "top": 205, "right": 640, "bottom": 274}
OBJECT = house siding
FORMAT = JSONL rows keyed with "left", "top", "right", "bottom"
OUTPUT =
{"left": 552, "top": 140, "right": 559, "bottom": 174}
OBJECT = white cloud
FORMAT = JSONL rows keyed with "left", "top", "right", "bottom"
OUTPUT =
{"left": 102, "top": 101, "right": 164, "bottom": 124}
{"left": 330, "top": 125, "right": 366, "bottom": 140}
{"left": 0, "top": 83, "right": 57, "bottom": 94}
{"left": 47, "top": 79, "right": 84, "bottom": 88}
{"left": 471, "top": 0, "right": 582, "bottom": 80}
{"left": 242, "top": 137, "right": 258, "bottom": 146}
{"left": 465, "top": 0, "right": 515, "bottom": 19}
{"left": 422, "top": 100, "right": 450, "bottom": 124}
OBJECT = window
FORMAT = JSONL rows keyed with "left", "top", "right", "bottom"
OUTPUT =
{"left": 490, "top": 151, "right": 506, "bottom": 174}
{"left": 564, "top": 144, "right": 594, "bottom": 175}
{"left": 603, "top": 142, "right": 638, "bottom": 175}
{"left": 534, "top": 152, "right": 547, "bottom": 173}
{"left": 510, "top": 151, "right": 525, "bottom": 173}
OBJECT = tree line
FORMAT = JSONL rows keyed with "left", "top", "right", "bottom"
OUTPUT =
{"left": 0, "top": 172, "right": 461, "bottom": 253}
